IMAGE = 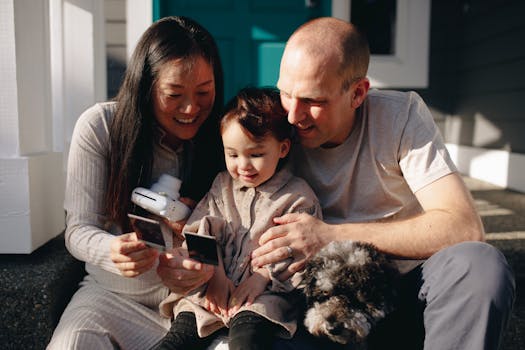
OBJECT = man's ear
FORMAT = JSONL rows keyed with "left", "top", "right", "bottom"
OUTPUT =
{"left": 351, "top": 78, "right": 370, "bottom": 109}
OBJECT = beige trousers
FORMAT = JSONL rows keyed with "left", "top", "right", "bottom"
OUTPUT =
{"left": 47, "top": 280, "right": 171, "bottom": 350}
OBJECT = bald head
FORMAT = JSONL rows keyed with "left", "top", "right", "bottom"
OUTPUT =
{"left": 285, "top": 17, "right": 370, "bottom": 90}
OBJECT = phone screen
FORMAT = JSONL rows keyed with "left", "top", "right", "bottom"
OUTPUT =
{"left": 184, "top": 232, "right": 219, "bottom": 266}
{"left": 128, "top": 213, "right": 166, "bottom": 251}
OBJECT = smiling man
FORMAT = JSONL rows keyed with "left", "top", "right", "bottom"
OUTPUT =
{"left": 251, "top": 17, "right": 515, "bottom": 350}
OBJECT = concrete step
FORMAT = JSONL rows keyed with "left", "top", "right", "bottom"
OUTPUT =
{"left": 465, "top": 177, "right": 525, "bottom": 350}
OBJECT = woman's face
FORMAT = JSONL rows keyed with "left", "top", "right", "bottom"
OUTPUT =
{"left": 151, "top": 56, "right": 216, "bottom": 148}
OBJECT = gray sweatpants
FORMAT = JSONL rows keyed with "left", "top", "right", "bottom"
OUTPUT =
{"left": 273, "top": 241, "right": 516, "bottom": 350}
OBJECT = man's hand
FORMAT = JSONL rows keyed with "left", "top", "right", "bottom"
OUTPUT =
{"left": 157, "top": 247, "right": 214, "bottom": 294}
{"left": 251, "top": 213, "right": 331, "bottom": 280}
{"left": 110, "top": 232, "right": 159, "bottom": 277}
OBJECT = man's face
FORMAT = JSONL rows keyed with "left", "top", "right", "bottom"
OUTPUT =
{"left": 277, "top": 47, "right": 356, "bottom": 149}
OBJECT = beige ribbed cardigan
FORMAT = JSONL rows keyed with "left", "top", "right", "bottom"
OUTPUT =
{"left": 49, "top": 102, "right": 186, "bottom": 349}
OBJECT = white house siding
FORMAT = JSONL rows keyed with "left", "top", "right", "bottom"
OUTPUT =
{"left": 416, "top": 0, "right": 525, "bottom": 192}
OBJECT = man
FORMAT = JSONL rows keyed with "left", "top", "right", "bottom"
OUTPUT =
{"left": 249, "top": 17, "right": 515, "bottom": 349}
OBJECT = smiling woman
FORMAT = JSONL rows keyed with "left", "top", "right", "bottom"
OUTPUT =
{"left": 152, "top": 56, "right": 216, "bottom": 148}
{"left": 47, "top": 16, "right": 225, "bottom": 350}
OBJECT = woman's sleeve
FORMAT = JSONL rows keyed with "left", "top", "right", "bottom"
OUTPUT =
{"left": 63, "top": 104, "right": 121, "bottom": 274}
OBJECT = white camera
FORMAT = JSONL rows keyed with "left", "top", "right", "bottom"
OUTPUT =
{"left": 131, "top": 174, "right": 191, "bottom": 222}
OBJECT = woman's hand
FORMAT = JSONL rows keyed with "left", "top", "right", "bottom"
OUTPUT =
{"left": 157, "top": 247, "right": 214, "bottom": 294}
{"left": 162, "top": 197, "right": 197, "bottom": 244}
{"left": 162, "top": 218, "right": 187, "bottom": 246}
{"left": 228, "top": 269, "right": 269, "bottom": 316}
{"left": 110, "top": 232, "right": 159, "bottom": 277}
{"left": 178, "top": 197, "right": 197, "bottom": 210}
{"left": 250, "top": 213, "right": 331, "bottom": 280}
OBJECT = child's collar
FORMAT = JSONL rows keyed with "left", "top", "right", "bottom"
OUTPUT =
{"left": 234, "top": 166, "right": 293, "bottom": 197}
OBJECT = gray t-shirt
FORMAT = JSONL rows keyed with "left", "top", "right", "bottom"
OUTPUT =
{"left": 291, "top": 90, "right": 456, "bottom": 270}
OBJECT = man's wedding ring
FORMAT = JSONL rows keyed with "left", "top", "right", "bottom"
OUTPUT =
{"left": 286, "top": 246, "right": 293, "bottom": 258}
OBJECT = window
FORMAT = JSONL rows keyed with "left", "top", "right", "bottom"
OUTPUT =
{"left": 332, "top": 0, "right": 430, "bottom": 88}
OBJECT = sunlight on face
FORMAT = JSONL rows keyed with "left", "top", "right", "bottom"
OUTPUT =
{"left": 151, "top": 56, "right": 215, "bottom": 149}
{"left": 222, "top": 121, "right": 290, "bottom": 188}
{"left": 277, "top": 47, "right": 355, "bottom": 148}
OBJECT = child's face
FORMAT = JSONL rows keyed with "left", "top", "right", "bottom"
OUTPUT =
{"left": 222, "top": 120, "right": 290, "bottom": 188}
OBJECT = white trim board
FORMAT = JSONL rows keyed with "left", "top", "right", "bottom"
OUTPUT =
{"left": 446, "top": 143, "right": 525, "bottom": 193}
{"left": 127, "top": 1, "right": 429, "bottom": 88}
{"left": 332, "top": 0, "right": 430, "bottom": 88}
{"left": 126, "top": 0, "right": 152, "bottom": 61}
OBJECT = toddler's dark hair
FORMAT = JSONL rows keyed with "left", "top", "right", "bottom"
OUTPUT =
{"left": 220, "top": 87, "right": 292, "bottom": 142}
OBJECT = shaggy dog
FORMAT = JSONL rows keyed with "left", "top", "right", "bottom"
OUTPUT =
{"left": 300, "top": 240, "right": 398, "bottom": 347}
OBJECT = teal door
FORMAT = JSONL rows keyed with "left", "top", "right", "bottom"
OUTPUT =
{"left": 154, "top": 0, "right": 330, "bottom": 101}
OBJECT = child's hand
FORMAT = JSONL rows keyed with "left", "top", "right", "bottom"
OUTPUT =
{"left": 228, "top": 268, "right": 270, "bottom": 316}
{"left": 204, "top": 266, "right": 233, "bottom": 317}
{"left": 110, "top": 232, "right": 158, "bottom": 277}
{"left": 157, "top": 247, "right": 214, "bottom": 294}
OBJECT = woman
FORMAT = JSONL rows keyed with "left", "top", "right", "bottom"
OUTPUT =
{"left": 48, "top": 16, "right": 224, "bottom": 349}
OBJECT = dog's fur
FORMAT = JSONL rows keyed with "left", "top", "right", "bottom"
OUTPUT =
{"left": 299, "top": 241, "right": 398, "bottom": 346}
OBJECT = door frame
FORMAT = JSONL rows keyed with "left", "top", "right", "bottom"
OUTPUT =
{"left": 127, "top": 0, "right": 430, "bottom": 89}
{"left": 332, "top": 0, "right": 430, "bottom": 88}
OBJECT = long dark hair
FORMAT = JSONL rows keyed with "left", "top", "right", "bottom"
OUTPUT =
{"left": 106, "top": 16, "right": 224, "bottom": 229}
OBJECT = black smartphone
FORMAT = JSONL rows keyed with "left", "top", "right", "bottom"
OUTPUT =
{"left": 128, "top": 213, "right": 166, "bottom": 251}
{"left": 184, "top": 232, "right": 219, "bottom": 266}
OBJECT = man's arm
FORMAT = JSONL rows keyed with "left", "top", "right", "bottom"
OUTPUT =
{"left": 251, "top": 173, "right": 484, "bottom": 275}
{"left": 332, "top": 172, "right": 484, "bottom": 257}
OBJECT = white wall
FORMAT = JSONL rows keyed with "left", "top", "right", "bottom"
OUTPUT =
{"left": 0, "top": 0, "right": 106, "bottom": 253}
{"left": 447, "top": 144, "right": 525, "bottom": 193}
{"left": 62, "top": 0, "right": 106, "bottom": 156}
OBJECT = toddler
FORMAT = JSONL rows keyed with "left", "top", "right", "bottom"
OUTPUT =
{"left": 156, "top": 87, "right": 321, "bottom": 350}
